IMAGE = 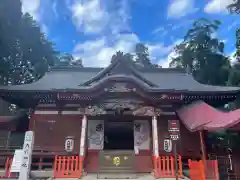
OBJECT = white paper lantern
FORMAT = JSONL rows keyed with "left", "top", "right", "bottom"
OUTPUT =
{"left": 164, "top": 139, "right": 172, "bottom": 153}
{"left": 65, "top": 136, "right": 74, "bottom": 152}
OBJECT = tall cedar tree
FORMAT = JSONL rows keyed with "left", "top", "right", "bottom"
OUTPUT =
{"left": 0, "top": 0, "right": 58, "bottom": 85}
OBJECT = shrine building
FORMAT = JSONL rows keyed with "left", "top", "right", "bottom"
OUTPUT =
{"left": 0, "top": 55, "right": 240, "bottom": 178}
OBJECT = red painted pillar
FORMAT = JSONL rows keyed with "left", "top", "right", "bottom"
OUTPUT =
{"left": 152, "top": 115, "right": 159, "bottom": 177}
{"left": 199, "top": 131, "right": 207, "bottom": 162}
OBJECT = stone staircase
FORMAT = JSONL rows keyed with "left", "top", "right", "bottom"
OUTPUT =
{"left": 84, "top": 173, "right": 155, "bottom": 180}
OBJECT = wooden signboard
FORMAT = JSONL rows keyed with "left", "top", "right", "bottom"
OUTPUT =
{"left": 10, "top": 149, "right": 23, "bottom": 173}
{"left": 168, "top": 120, "right": 180, "bottom": 180}
{"left": 168, "top": 120, "right": 180, "bottom": 141}
{"left": 19, "top": 131, "right": 34, "bottom": 180}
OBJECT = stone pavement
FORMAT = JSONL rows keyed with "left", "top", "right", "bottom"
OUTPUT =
{"left": 0, "top": 172, "right": 188, "bottom": 180}
{"left": 52, "top": 173, "right": 188, "bottom": 180}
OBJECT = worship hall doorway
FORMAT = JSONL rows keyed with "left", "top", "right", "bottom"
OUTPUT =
{"left": 104, "top": 120, "right": 134, "bottom": 150}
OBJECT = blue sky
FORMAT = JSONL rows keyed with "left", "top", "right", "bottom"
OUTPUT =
{"left": 21, "top": 0, "right": 239, "bottom": 67}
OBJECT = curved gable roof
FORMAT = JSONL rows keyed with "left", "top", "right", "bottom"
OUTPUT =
{"left": 82, "top": 57, "right": 156, "bottom": 87}
{"left": 0, "top": 62, "right": 239, "bottom": 94}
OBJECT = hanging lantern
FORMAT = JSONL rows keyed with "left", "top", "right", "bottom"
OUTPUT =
{"left": 65, "top": 136, "right": 74, "bottom": 152}
{"left": 164, "top": 139, "right": 172, "bottom": 153}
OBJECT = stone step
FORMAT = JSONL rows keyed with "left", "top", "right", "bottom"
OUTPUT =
{"left": 98, "top": 168, "right": 135, "bottom": 174}
{"left": 97, "top": 172, "right": 138, "bottom": 179}
{"left": 81, "top": 173, "right": 156, "bottom": 180}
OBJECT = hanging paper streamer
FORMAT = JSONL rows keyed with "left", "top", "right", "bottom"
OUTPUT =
{"left": 88, "top": 120, "right": 104, "bottom": 150}
{"left": 134, "top": 120, "right": 150, "bottom": 150}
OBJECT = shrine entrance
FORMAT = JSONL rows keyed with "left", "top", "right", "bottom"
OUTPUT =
{"left": 98, "top": 118, "right": 135, "bottom": 177}
{"left": 104, "top": 119, "right": 134, "bottom": 150}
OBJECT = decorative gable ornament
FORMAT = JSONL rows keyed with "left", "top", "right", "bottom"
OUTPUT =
{"left": 105, "top": 83, "right": 135, "bottom": 92}
{"left": 65, "top": 136, "right": 74, "bottom": 152}
{"left": 163, "top": 139, "right": 172, "bottom": 153}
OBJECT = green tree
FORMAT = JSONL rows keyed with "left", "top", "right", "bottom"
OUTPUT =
{"left": 228, "top": 0, "right": 240, "bottom": 14}
{"left": 169, "top": 18, "right": 230, "bottom": 86}
{"left": 55, "top": 53, "right": 74, "bottom": 66}
{"left": 235, "top": 29, "right": 240, "bottom": 65}
{"left": 72, "top": 58, "right": 83, "bottom": 67}
{"left": 0, "top": 0, "right": 58, "bottom": 85}
{"left": 227, "top": 30, "right": 240, "bottom": 86}
{"left": 135, "top": 43, "right": 161, "bottom": 68}
{"left": 135, "top": 43, "right": 152, "bottom": 67}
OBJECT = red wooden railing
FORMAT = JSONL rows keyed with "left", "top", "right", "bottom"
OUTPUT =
{"left": 53, "top": 155, "right": 83, "bottom": 179}
{"left": 188, "top": 159, "right": 219, "bottom": 180}
{"left": 188, "top": 160, "right": 205, "bottom": 180}
{"left": 1, "top": 155, "right": 84, "bottom": 179}
{"left": 153, "top": 155, "right": 183, "bottom": 178}
{"left": 0, "top": 156, "right": 16, "bottom": 179}
{"left": 4, "top": 157, "right": 12, "bottom": 178}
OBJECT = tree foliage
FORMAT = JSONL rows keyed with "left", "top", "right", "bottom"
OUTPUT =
{"left": 170, "top": 18, "right": 230, "bottom": 86}
{"left": 54, "top": 52, "right": 84, "bottom": 67}
{"left": 135, "top": 43, "right": 152, "bottom": 67}
{"left": 0, "top": 0, "right": 58, "bottom": 85}
{"left": 235, "top": 29, "right": 240, "bottom": 65}
{"left": 135, "top": 43, "right": 161, "bottom": 68}
{"left": 168, "top": 18, "right": 240, "bottom": 151}
{"left": 228, "top": 0, "right": 240, "bottom": 14}
{"left": 228, "top": 29, "right": 240, "bottom": 87}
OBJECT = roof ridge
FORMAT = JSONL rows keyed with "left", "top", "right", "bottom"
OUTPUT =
{"left": 83, "top": 55, "right": 157, "bottom": 87}
{"left": 50, "top": 66, "right": 103, "bottom": 72}
{"left": 140, "top": 67, "right": 186, "bottom": 73}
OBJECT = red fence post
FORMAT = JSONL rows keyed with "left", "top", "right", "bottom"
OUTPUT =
{"left": 214, "top": 160, "right": 219, "bottom": 180}
{"left": 52, "top": 155, "right": 83, "bottom": 179}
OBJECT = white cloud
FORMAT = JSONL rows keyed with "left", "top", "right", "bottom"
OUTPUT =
{"left": 227, "top": 21, "right": 238, "bottom": 31}
{"left": 204, "top": 0, "right": 234, "bottom": 14}
{"left": 167, "top": 0, "right": 197, "bottom": 18}
{"left": 148, "top": 43, "right": 175, "bottom": 61}
{"left": 73, "top": 33, "right": 139, "bottom": 67}
{"left": 21, "top": 0, "right": 50, "bottom": 34}
{"left": 41, "top": 24, "right": 48, "bottom": 34}
{"left": 71, "top": 0, "right": 137, "bottom": 66}
{"left": 73, "top": 32, "right": 182, "bottom": 68}
{"left": 229, "top": 51, "right": 237, "bottom": 65}
{"left": 21, "top": 0, "right": 59, "bottom": 35}
{"left": 152, "top": 27, "right": 165, "bottom": 35}
{"left": 69, "top": 0, "right": 131, "bottom": 35}
{"left": 158, "top": 51, "right": 178, "bottom": 68}
{"left": 71, "top": 0, "right": 109, "bottom": 34}
{"left": 52, "top": 1, "right": 58, "bottom": 19}
{"left": 71, "top": 0, "right": 181, "bottom": 68}
{"left": 21, "top": 0, "right": 41, "bottom": 20}
{"left": 154, "top": 39, "right": 183, "bottom": 68}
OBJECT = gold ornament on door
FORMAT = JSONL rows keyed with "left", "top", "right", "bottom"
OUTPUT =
{"left": 112, "top": 156, "right": 120, "bottom": 166}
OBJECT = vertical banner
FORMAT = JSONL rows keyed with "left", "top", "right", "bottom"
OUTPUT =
{"left": 168, "top": 120, "right": 180, "bottom": 141}
{"left": 134, "top": 120, "right": 150, "bottom": 150}
{"left": 19, "top": 131, "right": 34, "bottom": 180}
{"left": 87, "top": 120, "right": 104, "bottom": 150}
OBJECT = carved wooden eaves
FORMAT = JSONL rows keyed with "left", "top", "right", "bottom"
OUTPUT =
{"left": 102, "top": 99, "right": 141, "bottom": 110}
{"left": 104, "top": 83, "right": 136, "bottom": 93}
{"left": 80, "top": 105, "right": 107, "bottom": 116}
{"left": 132, "top": 106, "right": 162, "bottom": 116}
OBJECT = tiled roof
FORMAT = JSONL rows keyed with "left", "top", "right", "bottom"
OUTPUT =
{"left": 0, "top": 59, "right": 239, "bottom": 93}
